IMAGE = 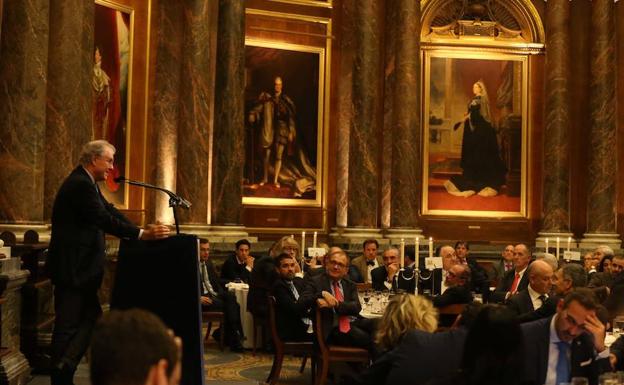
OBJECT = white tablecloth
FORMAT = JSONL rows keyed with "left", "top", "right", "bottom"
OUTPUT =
{"left": 226, "top": 283, "right": 254, "bottom": 348}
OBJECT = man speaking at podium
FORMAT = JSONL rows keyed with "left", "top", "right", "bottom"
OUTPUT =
{"left": 47, "top": 140, "right": 170, "bottom": 385}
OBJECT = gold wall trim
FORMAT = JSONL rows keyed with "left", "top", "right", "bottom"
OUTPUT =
{"left": 246, "top": 8, "right": 330, "bottom": 25}
{"left": 267, "top": 0, "right": 332, "bottom": 9}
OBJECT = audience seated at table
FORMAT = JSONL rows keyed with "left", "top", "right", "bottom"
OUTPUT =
{"left": 220, "top": 239, "right": 254, "bottom": 284}
{"left": 603, "top": 255, "right": 624, "bottom": 319}
{"left": 198, "top": 239, "right": 244, "bottom": 351}
{"left": 506, "top": 259, "right": 553, "bottom": 321}
{"left": 589, "top": 253, "right": 614, "bottom": 289}
{"left": 418, "top": 245, "right": 457, "bottom": 296}
{"left": 299, "top": 248, "right": 374, "bottom": 349}
{"left": 358, "top": 302, "right": 482, "bottom": 385}
{"left": 490, "top": 244, "right": 532, "bottom": 303}
{"left": 371, "top": 247, "right": 401, "bottom": 292}
{"left": 454, "top": 241, "right": 490, "bottom": 301}
{"left": 305, "top": 245, "right": 363, "bottom": 283}
{"left": 489, "top": 244, "right": 515, "bottom": 285}
{"left": 427, "top": 304, "right": 528, "bottom": 385}
{"left": 271, "top": 253, "right": 313, "bottom": 342}
{"left": 432, "top": 264, "right": 473, "bottom": 320}
{"left": 521, "top": 288, "right": 611, "bottom": 385}
{"left": 351, "top": 239, "right": 383, "bottom": 284}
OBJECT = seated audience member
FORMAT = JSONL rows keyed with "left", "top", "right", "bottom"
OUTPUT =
{"left": 490, "top": 244, "right": 532, "bottom": 303}
{"left": 454, "top": 241, "right": 490, "bottom": 300}
{"left": 553, "top": 263, "right": 588, "bottom": 297}
{"left": 418, "top": 245, "right": 458, "bottom": 295}
{"left": 371, "top": 247, "right": 401, "bottom": 291}
{"left": 609, "top": 334, "right": 624, "bottom": 371}
{"left": 521, "top": 288, "right": 611, "bottom": 385}
{"left": 585, "top": 246, "right": 612, "bottom": 278}
{"left": 271, "top": 253, "right": 312, "bottom": 342}
{"left": 351, "top": 239, "right": 383, "bottom": 284}
{"left": 375, "top": 294, "right": 438, "bottom": 353}
{"left": 305, "top": 246, "right": 362, "bottom": 283}
{"left": 507, "top": 259, "right": 553, "bottom": 319}
{"left": 428, "top": 305, "right": 528, "bottom": 385}
{"left": 603, "top": 255, "right": 624, "bottom": 319}
{"left": 359, "top": 302, "right": 482, "bottom": 385}
{"left": 536, "top": 252, "right": 559, "bottom": 272}
{"left": 90, "top": 309, "right": 181, "bottom": 385}
{"left": 198, "top": 239, "right": 244, "bottom": 351}
{"left": 432, "top": 264, "right": 473, "bottom": 308}
{"left": 396, "top": 247, "right": 417, "bottom": 293}
{"left": 247, "top": 248, "right": 278, "bottom": 323}
{"left": 299, "top": 248, "right": 372, "bottom": 348}
{"left": 589, "top": 254, "right": 615, "bottom": 289}
{"left": 220, "top": 239, "right": 254, "bottom": 284}
{"left": 490, "top": 244, "right": 515, "bottom": 284}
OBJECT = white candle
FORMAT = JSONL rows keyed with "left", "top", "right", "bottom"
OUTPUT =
{"left": 399, "top": 239, "right": 405, "bottom": 268}
{"left": 545, "top": 237, "right": 549, "bottom": 253}
{"left": 567, "top": 237, "right": 571, "bottom": 252}
{"left": 429, "top": 237, "right": 433, "bottom": 259}
{"left": 415, "top": 237, "right": 420, "bottom": 270}
{"left": 313, "top": 232, "right": 317, "bottom": 248}
{"left": 556, "top": 237, "right": 560, "bottom": 260}
{"left": 301, "top": 231, "right": 306, "bottom": 258}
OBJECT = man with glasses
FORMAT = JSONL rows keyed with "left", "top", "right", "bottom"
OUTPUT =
{"left": 521, "top": 289, "right": 611, "bottom": 385}
{"left": 300, "top": 249, "right": 372, "bottom": 348}
{"left": 603, "top": 255, "right": 624, "bottom": 319}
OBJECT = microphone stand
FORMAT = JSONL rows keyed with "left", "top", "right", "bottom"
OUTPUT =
{"left": 115, "top": 177, "right": 191, "bottom": 235}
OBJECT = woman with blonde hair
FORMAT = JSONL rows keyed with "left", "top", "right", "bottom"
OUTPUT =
{"left": 375, "top": 294, "right": 438, "bottom": 352}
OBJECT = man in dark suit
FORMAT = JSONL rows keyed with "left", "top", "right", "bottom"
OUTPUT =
{"left": 198, "top": 239, "right": 243, "bottom": 351}
{"left": 47, "top": 140, "right": 170, "bottom": 385}
{"left": 490, "top": 244, "right": 515, "bottom": 284}
{"left": 490, "top": 243, "right": 532, "bottom": 303}
{"left": 300, "top": 248, "right": 371, "bottom": 348}
{"left": 507, "top": 259, "right": 553, "bottom": 319}
{"left": 433, "top": 264, "right": 473, "bottom": 308}
{"left": 351, "top": 239, "right": 383, "bottom": 284}
{"left": 371, "top": 247, "right": 400, "bottom": 291}
{"left": 418, "top": 245, "right": 457, "bottom": 296}
{"left": 521, "top": 289, "right": 611, "bottom": 385}
{"left": 271, "top": 253, "right": 312, "bottom": 341}
{"left": 603, "top": 255, "right": 624, "bottom": 319}
{"left": 454, "top": 241, "right": 490, "bottom": 300}
{"left": 220, "top": 239, "right": 253, "bottom": 284}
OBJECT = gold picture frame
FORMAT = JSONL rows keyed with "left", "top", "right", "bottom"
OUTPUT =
{"left": 94, "top": 0, "right": 134, "bottom": 209}
{"left": 242, "top": 38, "right": 327, "bottom": 207}
{"left": 268, "top": 0, "right": 332, "bottom": 8}
{"left": 421, "top": 48, "right": 529, "bottom": 218}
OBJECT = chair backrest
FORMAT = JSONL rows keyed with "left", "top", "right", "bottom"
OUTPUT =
{"left": 356, "top": 282, "right": 372, "bottom": 292}
{"left": 314, "top": 306, "right": 329, "bottom": 354}
{"left": 267, "top": 296, "right": 284, "bottom": 349}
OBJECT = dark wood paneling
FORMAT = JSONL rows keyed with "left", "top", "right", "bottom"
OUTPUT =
{"left": 617, "top": 2, "right": 624, "bottom": 240}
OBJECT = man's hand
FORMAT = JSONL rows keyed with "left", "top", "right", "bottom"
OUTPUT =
{"left": 317, "top": 298, "right": 330, "bottom": 308}
{"left": 585, "top": 312, "right": 606, "bottom": 353}
{"left": 246, "top": 255, "right": 255, "bottom": 269}
{"left": 387, "top": 262, "right": 400, "bottom": 279}
{"left": 321, "top": 291, "right": 338, "bottom": 307}
{"left": 200, "top": 296, "right": 213, "bottom": 306}
{"left": 142, "top": 222, "right": 170, "bottom": 240}
{"left": 610, "top": 353, "right": 618, "bottom": 370}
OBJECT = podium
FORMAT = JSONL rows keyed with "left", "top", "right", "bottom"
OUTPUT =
{"left": 111, "top": 234, "right": 204, "bottom": 385}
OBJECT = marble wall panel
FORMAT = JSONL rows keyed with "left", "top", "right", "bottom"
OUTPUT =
{"left": 389, "top": 0, "right": 420, "bottom": 229}
{"left": 587, "top": 0, "right": 617, "bottom": 234}
{"left": 44, "top": 0, "right": 94, "bottom": 220}
{"left": 211, "top": 0, "right": 245, "bottom": 225}
{"left": 347, "top": 1, "right": 382, "bottom": 228}
{"left": 176, "top": 0, "right": 218, "bottom": 224}
{"left": 0, "top": 1, "right": 49, "bottom": 222}
{"left": 541, "top": 0, "right": 570, "bottom": 232}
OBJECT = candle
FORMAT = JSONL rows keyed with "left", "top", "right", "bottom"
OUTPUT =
{"left": 415, "top": 237, "right": 420, "bottom": 270}
{"left": 567, "top": 237, "right": 571, "bottom": 252}
{"left": 313, "top": 232, "right": 317, "bottom": 248}
{"left": 301, "top": 231, "right": 306, "bottom": 259}
{"left": 400, "top": 239, "right": 405, "bottom": 268}
{"left": 545, "top": 237, "right": 549, "bottom": 253}
{"left": 556, "top": 237, "right": 560, "bottom": 260}
{"left": 429, "top": 237, "right": 433, "bottom": 259}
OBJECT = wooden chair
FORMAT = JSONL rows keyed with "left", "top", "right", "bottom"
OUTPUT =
{"left": 252, "top": 314, "right": 267, "bottom": 356}
{"left": 202, "top": 311, "right": 225, "bottom": 351}
{"left": 436, "top": 303, "right": 466, "bottom": 332}
{"left": 355, "top": 282, "right": 372, "bottom": 292}
{"left": 266, "top": 296, "right": 315, "bottom": 385}
{"left": 313, "top": 307, "right": 369, "bottom": 385}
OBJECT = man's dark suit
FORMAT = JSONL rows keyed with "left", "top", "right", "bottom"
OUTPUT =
{"left": 220, "top": 255, "right": 251, "bottom": 283}
{"left": 200, "top": 260, "right": 242, "bottom": 346}
{"left": 299, "top": 273, "right": 369, "bottom": 347}
{"left": 490, "top": 268, "right": 529, "bottom": 303}
{"left": 358, "top": 328, "right": 468, "bottom": 385}
{"left": 47, "top": 166, "right": 141, "bottom": 378}
{"left": 507, "top": 288, "right": 536, "bottom": 315}
{"left": 521, "top": 316, "right": 611, "bottom": 385}
{"left": 432, "top": 285, "right": 473, "bottom": 308}
{"left": 271, "top": 277, "right": 311, "bottom": 341}
{"left": 370, "top": 265, "right": 416, "bottom": 293}
{"left": 418, "top": 268, "right": 444, "bottom": 295}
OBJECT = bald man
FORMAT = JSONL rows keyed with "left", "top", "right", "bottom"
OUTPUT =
{"left": 507, "top": 260, "right": 553, "bottom": 318}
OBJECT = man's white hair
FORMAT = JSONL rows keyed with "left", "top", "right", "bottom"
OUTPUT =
{"left": 79, "top": 140, "right": 115, "bottom": 167}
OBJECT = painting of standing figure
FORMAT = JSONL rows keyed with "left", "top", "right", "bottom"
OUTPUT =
{"left": 423, "top": 52, "right": 527, "bottom": 217}
{"left": 243, "top": 40, "right": 326, "bottom": 207}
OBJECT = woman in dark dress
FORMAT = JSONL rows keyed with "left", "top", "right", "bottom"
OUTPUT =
{"left": 444, "top": 80, "right": 507, "bottom": 197}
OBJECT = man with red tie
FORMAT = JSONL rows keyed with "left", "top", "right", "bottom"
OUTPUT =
{"left": 490, "top": 243, "right": 532, "bottom": 303}
{"left": 300, "top": 248, "right": 372, "bottom": 348}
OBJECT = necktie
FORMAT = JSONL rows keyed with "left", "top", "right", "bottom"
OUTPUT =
{"left": 505, "top": 262, "right": 513, "bottom": 272}
{"left": 366, "top": 261, "right": 375, "bottom": 266}
{"left": 555, "top": 341, "right": 570, "bottom": 385}
{"left": 201, "top": 263, "right": 217, "bottom": 298}
{"left": 332, "top": 281, "right": 351, "bottom": 333}
{"left": 538, "top": 294, "right": 547, "bottom": 303}
{"left": 287, "top": 281, "right": 299, "bottom": 300}
{"left": 510, "top": 272, "right": 521, "bottom": 294}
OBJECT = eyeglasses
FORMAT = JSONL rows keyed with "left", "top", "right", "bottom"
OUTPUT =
{"left": 329, "top": 261, "right": 347, "bottom": 269}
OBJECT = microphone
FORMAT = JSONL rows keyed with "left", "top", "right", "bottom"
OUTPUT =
{"left": 115, "top": 176, "right": 191, "bottom": 209}
{"left": 114, "top": 176, "right": 126, "bottom": 183}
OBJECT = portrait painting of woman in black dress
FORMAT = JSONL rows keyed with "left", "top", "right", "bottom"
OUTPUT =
{"left": 444, "top": 80, "right": 507, "bottom": 197}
